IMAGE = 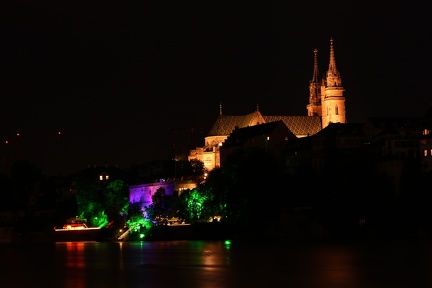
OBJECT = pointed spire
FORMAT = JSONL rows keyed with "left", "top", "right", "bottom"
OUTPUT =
{"left": 312, "top": 48, "right": 319, "bottom": 83}
{"left": 256, "top": 103, "right": 259, "bottom": 112}
{"left": 309, "top": 48, "right": 321, "bottom": 105}
{"left": 328, "top": 38, "right": 337, "bottom": 74}
{"left": 219, "top": 102, "right": 223, "bottom": 115}
{"left": 326, "top": 37, "right": 342, "bottom": 87}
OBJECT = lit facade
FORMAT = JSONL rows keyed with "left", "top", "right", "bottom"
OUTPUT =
{"left": 189, "top": 38, "right": 346, "bottom": 172}
{"left": 129, "top": 180, "right": 197, "bottom": 210}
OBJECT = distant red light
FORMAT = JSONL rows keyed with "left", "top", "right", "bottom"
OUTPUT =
{"left": 16, "top": 133, "right": 20, "bottom": 137}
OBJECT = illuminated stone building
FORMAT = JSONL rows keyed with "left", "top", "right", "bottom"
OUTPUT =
{"left": 188, "top": 38, "right": 346, "bottom": 172}
{"left": 129, "top": 180, "right": 197, "bottom": 211}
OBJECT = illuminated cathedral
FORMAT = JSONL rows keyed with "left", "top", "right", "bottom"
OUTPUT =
{"left": 188, "top": 38, "right": 346, "bottom": 171}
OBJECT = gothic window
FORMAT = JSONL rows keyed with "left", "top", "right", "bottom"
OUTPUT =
{"left": 335, "top": 106, "right": 339, "bottom": 115}
{"left": 424, "top": 149, "right": 428, "bottom": 157}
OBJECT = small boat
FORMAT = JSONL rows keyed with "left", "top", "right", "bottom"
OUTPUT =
{"left": 54, "top": 217, "right": 114, "bottom": 242}
{"left": 54, "top": 217, "right": 95, "bottom": 231}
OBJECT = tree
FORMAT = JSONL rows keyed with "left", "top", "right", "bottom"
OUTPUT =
{"left": 190, "top": 159, "right": 205, "bottom": 179}
{"left": 75, "top": 179, "right": 105, "bottom": 226}
{"left": 147, "top": 187, "right": 175, "bottom": 224}
{"left": 126, "top": 202, "right": 152, "bottom": 235}
{"left": 178, "top": 188, "right": 209, "bottom": 222}
{"left": 104, "top": 179, "right": 129, "bottom": 227}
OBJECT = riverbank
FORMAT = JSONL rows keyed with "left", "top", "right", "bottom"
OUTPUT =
{"left": 140, "top": 222, "right": 236, "bottom": 241}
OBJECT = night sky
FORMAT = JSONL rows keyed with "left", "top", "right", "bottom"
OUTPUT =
{"left": 1, "top": 2, "right": 430, "bottom": 176}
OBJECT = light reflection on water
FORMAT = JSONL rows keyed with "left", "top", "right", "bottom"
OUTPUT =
{"left": 1, "top": 239, "right": 432, "bottom": 288}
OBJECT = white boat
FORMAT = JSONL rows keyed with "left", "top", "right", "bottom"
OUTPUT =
{"left": 54, "top": 217, "right": 113, "bottom": 241}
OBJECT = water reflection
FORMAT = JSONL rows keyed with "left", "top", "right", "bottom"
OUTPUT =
{"left": 63, "top": 242, "right": 85, "bottom": 288}
{"left": 1, "top": 239, "right": 432, "bottom": 288}
{"left": 312, "top": 245, "right": 359, "bottom": 287}
{"left": 65, "top": 242, "right": 85, "bottom": 268}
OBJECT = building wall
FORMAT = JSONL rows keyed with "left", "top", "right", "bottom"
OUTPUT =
{"left": 129, "top": 180, "right": 198, "bottom": 210}
{"left": 129, "top": 181, "right": 175, "bottom": 209}
{"left": 322, "top": 87, "right": 346, "bottom": 128}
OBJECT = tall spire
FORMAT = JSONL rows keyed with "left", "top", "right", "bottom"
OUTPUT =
{"left": 321, "top": 37, "right": 346, "bottom": 128}
{"left": 328, "top": 38, "right": 337, "bottom": 74}
{"left": 219, "top": 102, "right": 223, "bottom": 115}
{"left": 312, "top": 48, "right": 319, "bottom": 84}
{"left": 326, "top": 37, "right": 342, "bottom": 87}
{"left": 309, "top": 48, "right": 321, "bottom": 104}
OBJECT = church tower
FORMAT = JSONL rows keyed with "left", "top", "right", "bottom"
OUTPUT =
{"left": 306, "top": 48, "right": 322, "bottom": 116}
{"left": 321, "top": 38, "right": 346, "bottom": 128}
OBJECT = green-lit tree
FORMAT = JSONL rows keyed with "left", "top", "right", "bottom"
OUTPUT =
{"left": 126, "top": 202, "right": 152, "bottom": 238}
{"left": 75, "top": 179, "right": 105, "bottom": 227}
{"left": 178, "top": 188, "right": 208, "bottom": 222}
{"left": 75, "top": 176, "right": 129, "bottom": 228}
{"left": 104, "top": 179, "right": 129, "bottom": 227}
{"left": 195, "top": 167, "right": 230, "bottom": 221}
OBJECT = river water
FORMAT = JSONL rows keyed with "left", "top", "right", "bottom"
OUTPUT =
{"left": 1, "top": 239, "right": 432, "bottom": 288}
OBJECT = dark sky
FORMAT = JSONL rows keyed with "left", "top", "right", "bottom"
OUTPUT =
{"left": 0, "top": 1, "right": 430, "bottom": 176}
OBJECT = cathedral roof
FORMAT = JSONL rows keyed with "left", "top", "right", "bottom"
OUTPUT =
{"left": 207, "top": 111, "right": 266, "bottom": 136}
{"left": 264, "top": 116, "right": 322, "bottom": 137}
{"left": 207, "top": 111, "right": 322, "bottom": 138}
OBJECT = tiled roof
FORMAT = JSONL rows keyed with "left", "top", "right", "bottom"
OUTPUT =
{"left": 207, "top": 115, "right": 246, "bottom": 136}
{"left": 207, "top": 111, "right": 266, "bottom": 136}
{"left": 207, "top": 112, "right": 322, "bottom": 137}
{"left": 264, "top": 116, "right": 322, "bottom": 136}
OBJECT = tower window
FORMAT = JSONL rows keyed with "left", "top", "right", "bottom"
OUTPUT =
{"left": 335, "top": 106, "right": 339, "bottom": 115}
